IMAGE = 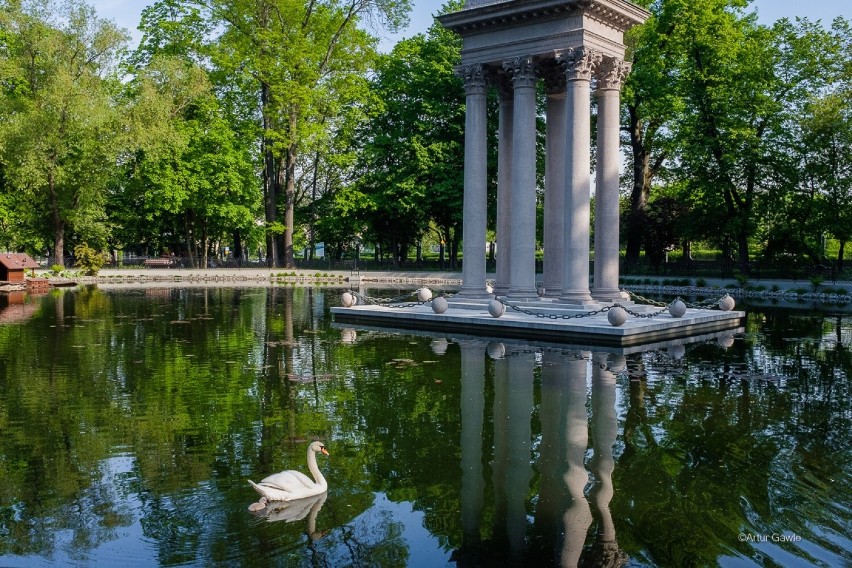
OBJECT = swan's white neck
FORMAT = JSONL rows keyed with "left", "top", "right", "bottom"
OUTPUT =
{"left": 307, "top": 446, "right": 327, "bottom": 490}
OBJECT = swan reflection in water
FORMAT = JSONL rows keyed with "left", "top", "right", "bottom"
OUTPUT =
{"left": 454, "top": 342, "right": 628, "bottom": 568}
{"left": 250, "top": 491, "right": 329, "bottom": 540}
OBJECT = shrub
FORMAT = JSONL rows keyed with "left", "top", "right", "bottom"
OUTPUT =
{"left": 50, "top": 264, "right": 64, "bottom": 276}
{"left": 810, "top": 275, "right": 824, "bottom": 291}
{"left": 74, "top": 243, "right": 107, "bottom": 276}
{"left": 695, "top": 278, "right": 706, "bottom": 288}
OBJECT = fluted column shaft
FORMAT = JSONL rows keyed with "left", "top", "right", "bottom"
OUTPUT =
{"left": 560, "top": 48, "right": 599, "bottom": 304}
{"left": 542, "top": 71, "right": 567, "bottom": 298}
{"left": 494, "top": 85, "right": 514, "bottom": 296}
{"left": 459, "top": 64, "right": 490, "bottom": 298}
{"left": 504, "top": 56, "right": 539, "bottom": 300}
{"left": 592, "top": 57, "right": 631, "bottom": 301}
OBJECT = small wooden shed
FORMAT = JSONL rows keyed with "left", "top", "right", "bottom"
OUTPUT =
{"left": 0, "top": 253, "right": 40, "bottom": 284}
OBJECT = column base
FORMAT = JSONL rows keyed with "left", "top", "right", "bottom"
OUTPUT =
{"left": 458, "top": 284, "right": 494, "bottom": 300}
{"left": 558, "top": 290, "right": 594, "bottom": 304}
{"left": 592, "top": 288, "right": 628, "bottom": 302}
{"left": 504, "top": 286, "right": 540, "bottom": 303}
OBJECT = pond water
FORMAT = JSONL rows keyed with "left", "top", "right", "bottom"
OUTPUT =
{"left": 0, "top": 286, "right": 849, "bottom": 567}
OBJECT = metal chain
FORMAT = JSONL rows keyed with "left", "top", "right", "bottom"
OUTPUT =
{"left": 622, "top": 288, "right": 729, "bottom": 310}
{"left": 498, "top": 290, "right": 731, "bottom": 321}
{"left": 348, "top": 289, "right": 457, "bottom": 309}
{"left": 497, "top": 297, "right": 616, "bottom": 320}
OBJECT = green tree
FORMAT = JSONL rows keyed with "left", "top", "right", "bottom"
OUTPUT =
{"left": 116, "top": 54, "right": 260, "bottom": 266}
{"left": 210, "top": 0, "right": 410, "bottom": 268}
{"left": 347, "top": 10, "right": 465, "bottom": 267}
{"left": 0, "top": 0, "right": 128, "bottom": 265}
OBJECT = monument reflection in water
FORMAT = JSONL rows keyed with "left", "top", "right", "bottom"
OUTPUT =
{"left": 1, "top": 288, "right": 848, "bottom": 567}
{"left": 453, "top": 341, "right": 630, "bottom": 567}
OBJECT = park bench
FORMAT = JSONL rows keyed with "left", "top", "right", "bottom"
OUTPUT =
{"left": 144, "top": 258, "right": 173, "bottom": 268}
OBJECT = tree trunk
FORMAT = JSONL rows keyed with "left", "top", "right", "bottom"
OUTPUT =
{"left": 261, "top": 81, "right": 280, "bottom": 268}
{"left": 48, "top": 170, "right": 65, "bottom": 266}
{"left": 283, "top": 110, "right": 298, "bottom": 269}
{"left": 625, "top": 106, "right": 651, "bottom": 270}
{"left": 837, "top": 241, "right": 845, "bottom": 272}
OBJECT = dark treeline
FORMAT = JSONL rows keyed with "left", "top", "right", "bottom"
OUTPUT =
{"left": 0, "top": 0, "right": 850, "bottom": 273}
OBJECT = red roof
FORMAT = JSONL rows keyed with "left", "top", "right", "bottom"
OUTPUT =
{"left": 0, "top": 253, "right": 40, "bottom": 270}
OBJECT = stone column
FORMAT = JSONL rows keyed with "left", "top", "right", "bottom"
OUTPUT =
{"left": 592, "top": 57, "right": 631, "bottom": 301}
{"left": 561, "top": 350, "right": 592, "bottom": 567}
{"left": 502, "top": 55, "right": 539, "bottom": 301}
{"left": 494, "top": 79, "right": 514, "bottom": 296}
{"left": 459, "top": 63, "right": 490, "bottom": 298}
{"left": 589, "top": 353, "right": 626, "bottom": 563}
{"left": 459, "top": 340, "right": 485, "bottom": 553}
{"left": 559, "top": 48, "right": 600, "bottom": 304}
{"left": 541, "top": 67, "right": 567, "bottom": 298}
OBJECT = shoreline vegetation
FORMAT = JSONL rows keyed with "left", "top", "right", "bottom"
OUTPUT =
{"left": 2, "top": 268, "right": 851, "bottom": 307}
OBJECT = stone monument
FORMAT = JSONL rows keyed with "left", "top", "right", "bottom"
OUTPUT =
{"left": 439, "top": 0, "right": 650, "bottom": 304}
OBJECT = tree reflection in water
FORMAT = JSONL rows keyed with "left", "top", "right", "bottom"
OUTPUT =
{"left": 0, "top": 288, "right": 849, "bottom": 566}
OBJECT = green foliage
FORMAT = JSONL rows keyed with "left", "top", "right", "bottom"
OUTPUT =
{"left": 73, "top": 242, "right": 107, "bottom": 276}
{"left": 0, "top": 0, "right": 129, "bottom": 265}
{"left": 344, "top": 14, "right": 465, "bottom": 267}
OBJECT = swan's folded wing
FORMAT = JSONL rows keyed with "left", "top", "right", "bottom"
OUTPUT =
{"left": 259, "top": 470, "right": 315, "bottom": 490}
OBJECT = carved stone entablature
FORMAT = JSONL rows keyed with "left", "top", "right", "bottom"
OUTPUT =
{"left": 595, "top": 56, "right": 631, "bottom": 90}
{"left": 556, "top": 47, "right": 602, "bottom": 82}
{"left": 502, "top": 55, "right": 537, "bottom": 89}
{"left": 442, "top": 0, "right": 650, "bottom": 38}
{"left": 458, "top": 63, "right": 488, "bottom": 94}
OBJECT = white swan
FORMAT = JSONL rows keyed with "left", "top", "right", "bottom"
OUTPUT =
{"left": 248, "top": 441, "right": 329, "bottom": 505}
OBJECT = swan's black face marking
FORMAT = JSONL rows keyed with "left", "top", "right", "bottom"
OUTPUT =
{"left": 320, "top": 445, "right": 329, "bottom": 456}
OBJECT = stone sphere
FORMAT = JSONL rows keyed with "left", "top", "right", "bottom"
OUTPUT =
{"left": 718, "top": 294, "right": 735, "bottom": 311}
{"left": 417, "top": 287, "right": 433, "bottom": 302}
{"left": 488, "top": 299, "right": 505, "bottom": 318}
{"left": 431, "top": 296, "right": 448, "bottom": 314}
{"left": 486, "top": 342, "right": 505, "bottom": 360}
{"left": 341, "top": 292, "right": 356, "bottom": 307}
{"left": 668, "top": 299, "right": 687, "bottom": 318}
{"left": 669, "top": 344, "right": 686, "bottom": 359}
{"left": 607, "top": 306, "right": 628, "bottom": 327}
{"left": 431, "top": 338, "right": 449, "bottom": 355}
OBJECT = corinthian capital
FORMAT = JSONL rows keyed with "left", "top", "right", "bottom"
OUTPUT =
{"left": 556, "top": 47, "right": 602, "bottom": 82}
{"left": 458, "top": 63, "right": 487, "bottom": 94}
{"left": 596, "top": 56, "right": 632, "bottom": 91}
{"left": 502, "top": 55, "right": 536, "bottom": 89}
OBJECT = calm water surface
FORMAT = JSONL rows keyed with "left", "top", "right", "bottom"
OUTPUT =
{"left": 0, "top": 286, "right": 849, "bottom": 567}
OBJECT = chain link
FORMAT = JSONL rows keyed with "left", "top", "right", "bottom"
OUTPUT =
{"left": 346, "top": 288, "right": 730, "bottom": 318}
{"left": 347, "top": 289, "right": 457, "bottom": 309}
{"left": 622, "top": 288, "right": 729, "bottom": 310}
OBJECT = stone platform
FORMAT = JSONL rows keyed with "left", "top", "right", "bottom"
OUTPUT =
{"left": 331, "top": 298, "right": 745, "bottom": 348}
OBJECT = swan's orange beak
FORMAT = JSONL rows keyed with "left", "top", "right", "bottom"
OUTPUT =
{"left": 321, "top": 446, "right": 329, "bottom": 456}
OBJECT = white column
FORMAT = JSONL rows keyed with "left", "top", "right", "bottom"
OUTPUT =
{"left": 459, "top": 340, "right": 485, "bottom": 551}
{"left": 592, "top": 57, "right": 631, "bottom": 301}
{"left": 561, "top": 350, "right": 592, "bottom": 567}
{"left": 459, "top": 63, "right": 491, "bottom": 298}
{"left": 503, "top": 55, "right": 539, "bottom": 301}
{"left": 542, "top": 69, "right": 567, "bottom": 298}
{"left": 494, "top": 81, "right": 513, "bottom": 296}
{"left": 590, "top": 353, "right": 625, "bottom": 558}
{"left": 559, "top": 48, "right": 600, "bottom": 304}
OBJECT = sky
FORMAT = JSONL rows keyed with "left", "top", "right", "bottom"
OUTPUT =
{"left": 91, "top": 0, "right": 848, "bottom": 54}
